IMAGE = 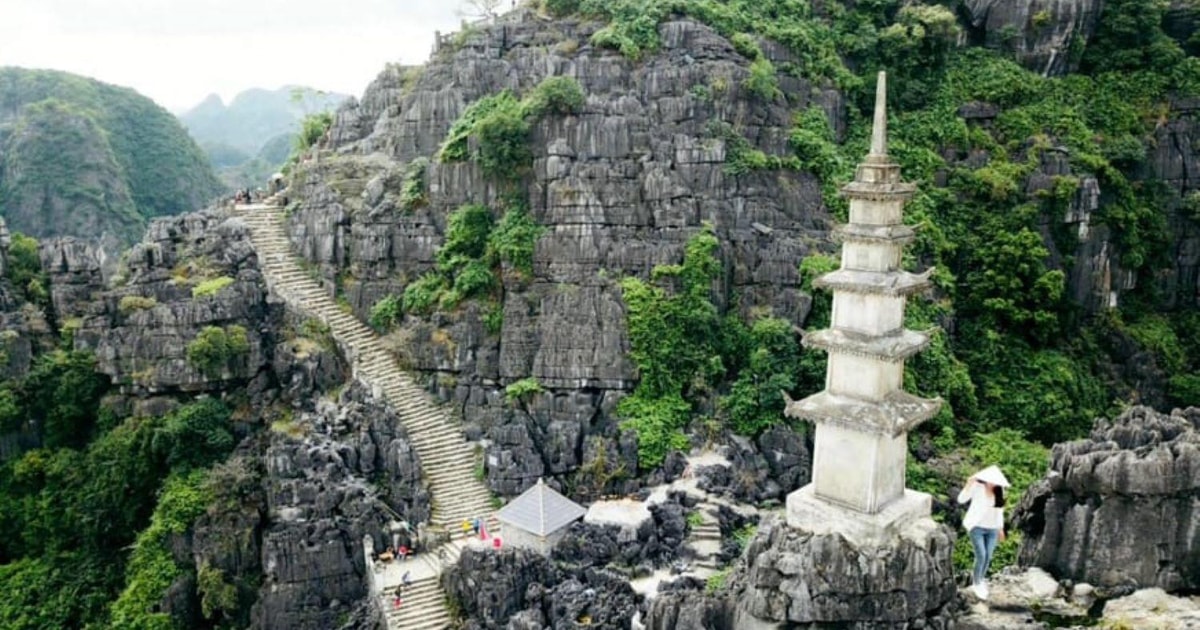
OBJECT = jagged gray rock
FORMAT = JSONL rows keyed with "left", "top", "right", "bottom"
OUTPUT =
{"left": 284, "top": 10, "right": 834, "bottom": 494}
{"left": 250, "top": 380, "right": 428, "bottom": 630}
{"left": 733, "top": 515, "right": 956, "bottom": 628}
{"left": 961, "top": 0, "right": 1102, "bottom": 76}
{"left": 1015, "top": 405, "right": 1200, "bottom": 592}
{"left": 73, "top": 209, "right": 275, "bottom": 392}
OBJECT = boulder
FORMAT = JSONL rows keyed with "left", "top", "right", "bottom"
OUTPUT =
{"left": 1015, "top": 406, "right": 1200, "bottom": 592}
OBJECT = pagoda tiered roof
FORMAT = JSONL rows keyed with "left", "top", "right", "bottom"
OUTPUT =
{"left": 813, "top": 267, "right": 934, "bottom": 297}
{"left": 785, "top": 389, "right": 944, "bottom": 437}
{"left": 802, "top": 327, "right": 934, "bottom": 362}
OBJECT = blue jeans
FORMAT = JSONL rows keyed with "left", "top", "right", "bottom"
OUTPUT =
{"left": 969, "top": 527, "right": 1000, "bottom": 585}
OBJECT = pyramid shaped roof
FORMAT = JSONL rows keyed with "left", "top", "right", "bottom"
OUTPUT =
{"left": 497, "top": 478, "right": 587, "bottom": 537}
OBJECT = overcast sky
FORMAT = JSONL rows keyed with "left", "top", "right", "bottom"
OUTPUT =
{"left": 0, "top": 0, "right": 467, "bottom": 112}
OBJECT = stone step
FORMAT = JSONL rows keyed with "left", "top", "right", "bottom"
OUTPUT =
{"left": 241, "top": 205, "right": 503, "bottom": 630}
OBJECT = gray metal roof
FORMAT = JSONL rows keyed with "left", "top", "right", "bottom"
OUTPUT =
{"left": 497, "top": 478, "right": 586, "bottom": 537}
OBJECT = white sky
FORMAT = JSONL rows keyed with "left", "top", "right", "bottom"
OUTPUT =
{"left": 0, "top": 0, "right": 467, "bottom": 112}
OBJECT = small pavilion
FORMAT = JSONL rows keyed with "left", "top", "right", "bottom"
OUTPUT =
{"left": 496, "top": 478, "right": 587, "bottom": 556}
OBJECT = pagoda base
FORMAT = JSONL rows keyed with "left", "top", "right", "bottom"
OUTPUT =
{"left": 733, "top": 507, "right": 957, "bottom": 628}
{"left": 786, "top": 484, "right": 932, "bottom": 548}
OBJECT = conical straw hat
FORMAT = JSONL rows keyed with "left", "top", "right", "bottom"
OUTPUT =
{"left": 972, "top": 465, "right": 1011, "bottom": 488}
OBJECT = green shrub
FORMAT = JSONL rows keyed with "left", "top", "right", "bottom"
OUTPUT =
{"left": 722, "top": 317, "right": 799, "bottom": 436}
{"left": 151, "top": 399, "right": 233, "bottom": 473}
{"left": 523, "top": 76, "right": 586, "bottom": 117}
{"left": 399, "top": 157, "right": 429, "bottom": 211}
{"left": 474, "top": 107, "right": 533, "bottom": 179}
{"left": 118, "top": 295, "right": 158, "bottom": 314}
{"left": 5, "top": 232, "right": 49, "bottom": 306}
{"left": 439, "top": 91, "right": 524, "bottom": 164}
{"left": 731, "top": 32, "right": 762, "bottom": 60}
{"left": 438, "top": 204, "right": 495, "bottom": 274}
{"left": 743, "top": 58, "right": 781, "bottom": 100}
{"left": 544, "top": 0, "right": 580, "bottom": 16}
{"left": 110, "top": 470, "right": 212, "bottom": 630}
{"left": 488, "top": 203, "right": 545, "bottom": 274}
{"left": 402, "top": 273, "right": 447, "bottom": 314}
{"left": 191, "top": 276, "right": 234, "bottom": 298}
{"left": 295, "top": 111, "right": 333, "bottom": 152}
{"left": 369, "top": 295, "right": 402, "bottom": 331}
{"left": 453, "top": 259, "right": 496, "bottom": 298}
{"left": 505, "top": 377, "right": 544, "bottom": 403}
{"left": 185, "top": 325, "right": 250, "bottom": 378}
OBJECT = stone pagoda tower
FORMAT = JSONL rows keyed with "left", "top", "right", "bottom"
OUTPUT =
{"left": 785, "top": 71, "right": 943, "bottom": 543}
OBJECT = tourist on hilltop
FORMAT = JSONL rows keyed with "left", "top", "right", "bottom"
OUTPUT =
{"left": 958, "top": 465, "right": 1009, "bottom": 600}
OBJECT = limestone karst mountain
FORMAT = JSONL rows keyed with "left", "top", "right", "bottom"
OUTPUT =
{"left": 180, "top": 86, "right": 349, "bottom": 189}
{"left": 1, "top": 1, "right": 1200, "bottom": 629}
{"left": 0, "top": 68, "right": 223, "bottom": 255}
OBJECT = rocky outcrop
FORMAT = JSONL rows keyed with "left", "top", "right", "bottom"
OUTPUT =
{"left": 285, "top": 10, "right": 835, "bottom": 493}
{"left": 73, "top": 209, "right": 275, "bottom": 393}
{"left": 960, "top": 0, "right": 1102, "bottom": 76}
{"left": 1145, "top": 96, "right": 1200, "bottom": 311}
{"left": 732, "top": 515, "right": 955, "bottom": 628}
{"left": 39, "top": 237, "right": 106, "bottom": 324}
{"left": 249, "top": 380, "right": 427, "bottom": 630}
{"left": 1015, "top": 405, "right": 1200, "bottom": 592}
{"left": 953, "top": 567, "right": 1200, "bottom": 630}
{"left": 443, "top": 547, "right": 639, "bottom": 630}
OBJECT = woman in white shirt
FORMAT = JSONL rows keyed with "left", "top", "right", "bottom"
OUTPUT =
{"left": 957, "top": 466, "right": 1008, "bottom": 599}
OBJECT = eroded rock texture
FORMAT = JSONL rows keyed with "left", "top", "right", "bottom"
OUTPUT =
{"left": 961, "top": 0, "right": 1102, "bottom": 76}
{"left": 71, "top": 209, "right": 275, "bottom": 393}
{"left": 249, "top": 380, "right": 428, "bottom": 630}
{"left": 285, "top": 10, "right": 834, "bottom": 494}
{"left": 1015, "top": 405, "right": 1200, "bottom": 592}
{"left": 443, "top": 547, "right": 639, "bottom": 630}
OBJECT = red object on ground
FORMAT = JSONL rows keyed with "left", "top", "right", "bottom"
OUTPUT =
{"left": 492, "top": 536, "right": 502, "bottom": 549}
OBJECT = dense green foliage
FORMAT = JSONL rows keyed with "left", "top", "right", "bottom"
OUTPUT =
{"left": 110, "top": 470, "right": 214, "bottom": 630}
{"left": 0, "top": 396, "right": 235, "bottom": 628}
{"left": 0, "top": 350, "right": 109, "bottom": 448}
{"left": 185, "top": 325, "right": 250, "bottom": 378}
{"left": 191, "top": 276, "right": 235, "bottom": 298}
{"left": 400, "top": 157, "right": 430, "bottom": 211}
{"left": 619, "top": 225, "right": 808, "bottom": 465}
{"left": 439, "top": 76, "right": 585, "bottom": 180}
{"left": 4, "top": 232, "right": 49, "bottom": 307}
{"left": 0, "top": 68, "right": 223, "bottom": 242}
{"left": 579, "top": 0, "right": 1200, "bottom": 476}
{"left": 394, "top": 197, "right": 545, "bottom": 319}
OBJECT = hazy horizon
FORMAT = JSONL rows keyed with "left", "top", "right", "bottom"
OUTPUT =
{"left": 0, "top": 0, "right": 466, "bottom": 113}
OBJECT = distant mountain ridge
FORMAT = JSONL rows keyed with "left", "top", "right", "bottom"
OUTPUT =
{"left": 0, "top": 67, "right": 223, "bottom": 255}
{"left": 180, "top": 86, "right": 349, "bottom": 156}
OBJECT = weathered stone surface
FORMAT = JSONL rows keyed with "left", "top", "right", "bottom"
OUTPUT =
{"left": 729, "top": 515, "right": 956, "bottom": 627}
{"left": 1015, "top": 405, "right": 1200, "bottom": 592}
{"left": 961, "top": 0, "right": 1102, "bottom": 76}
{"left": 284, "top": 10, "right": 832, "bottom": 494}
{"left": 444, "top": 546, "right": 640, "bottom": 630}
{"left": 442, "top": 547, "right": 558, "bottom": 629}
{"left": 40, "top": 236, "right": 106, "bottom": 323}
{"left": 251, "top": 380, "right": 428, "bottom": 630}
{"left": 73, "top": 209, "right": 276, "bottom": 393}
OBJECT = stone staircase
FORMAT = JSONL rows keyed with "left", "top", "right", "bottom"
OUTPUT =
{"left": 686, "top": 507, "right": 724, "bottom": 574}
{"left": 232, "top": 203, "right": 497, "bottom": 629}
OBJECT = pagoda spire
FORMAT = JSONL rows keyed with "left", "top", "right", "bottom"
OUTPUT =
{"left": 868, "top": 71, "right": 888, "bottom": 161}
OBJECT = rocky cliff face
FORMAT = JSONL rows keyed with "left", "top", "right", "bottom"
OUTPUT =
{"left": 285, "top": 10, "right": 834, "bottom": 495}
{"left": 67, "top": 209, "right": 273, "bottom": 393}
{"left": 961, "top": 0, "right": 1102, "bottom": 76}
{"left": 1015, "top": 405, "right": 1200, "bottom": 592}
{"left": 37, "top": 206, "right": 428, "bottom": 629}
